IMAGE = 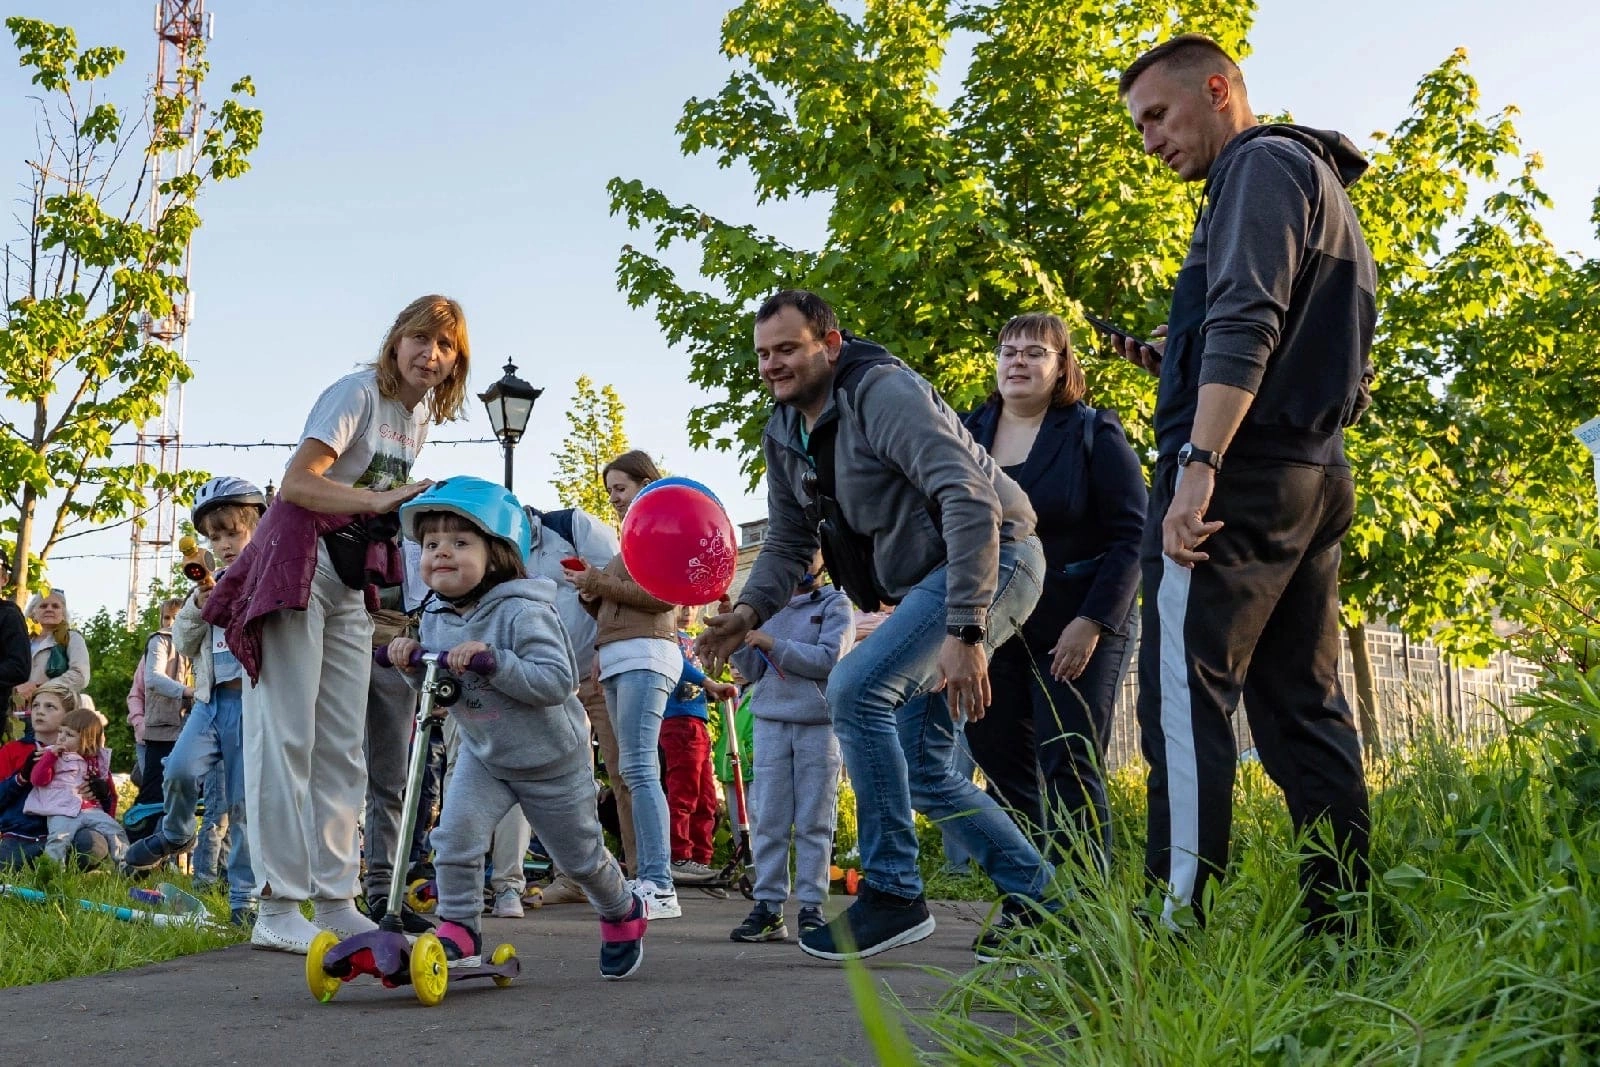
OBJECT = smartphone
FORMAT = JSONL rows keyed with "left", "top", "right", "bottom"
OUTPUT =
{"left": 1083, "top": 312, "right": 1142, "bottom": 351}
{"left": 560, "top": 557, "right": 587, "bottom": 570}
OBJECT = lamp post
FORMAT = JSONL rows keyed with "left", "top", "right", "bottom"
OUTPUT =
{"left": 478, "top": 360, "right": 543, "bottom": 491}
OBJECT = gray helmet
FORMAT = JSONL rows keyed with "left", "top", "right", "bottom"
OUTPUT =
{"left": 191, "top": 476, "right": 267, "bottom": 529}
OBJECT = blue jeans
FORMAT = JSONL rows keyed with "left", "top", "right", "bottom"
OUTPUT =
{"left": 603, "top": 668, "right": 676, "bottom": 890}
{"left": 162, "top": 686, "right": 254, "bottom": 909}
{"left": 193, "top": 763, "right": 231, "bottom": 884}
{"left": 828, "top": 536, "right": 1048, "bottom": 901}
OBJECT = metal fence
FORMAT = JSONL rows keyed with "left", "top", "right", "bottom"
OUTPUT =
{"left": 1100, "top": 622, "right": 1542, "bottom": 772}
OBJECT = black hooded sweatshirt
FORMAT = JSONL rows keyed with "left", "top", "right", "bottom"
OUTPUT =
{"left": 1154, "top": 123, "right": 1377, "bottom": 466}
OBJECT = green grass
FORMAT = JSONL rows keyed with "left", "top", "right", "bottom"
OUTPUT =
{"left": 0, "top": 859, "right": 244, "bottom": 988}
{"left": 879, "top": 706, "right": 1600, "bottom": 1065}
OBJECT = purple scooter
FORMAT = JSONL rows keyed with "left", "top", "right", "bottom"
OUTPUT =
{"left": 306, "top": 647, "right": 520, "bottom": 1006}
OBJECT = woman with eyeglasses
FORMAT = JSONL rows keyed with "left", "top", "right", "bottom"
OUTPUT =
{"left": 961, "top": 312, "right": 1147, "bottom": 874}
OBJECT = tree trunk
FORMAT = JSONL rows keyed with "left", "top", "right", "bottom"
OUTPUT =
{"left": 1346, "top": 618, "right": 1381, "bottom": 760}
{"left": 11, "top": 484, "right": 37, "bottom": 606}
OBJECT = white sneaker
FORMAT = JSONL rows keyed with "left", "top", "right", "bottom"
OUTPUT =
{"left": 635, "top": 880, "right": 681, "bottom": 920}
{"left": 251, "top": 904, "right": 320, "bottom": 954}
{"left": 311, "top": 900, "right": 378, "bottom": 939}
{"left": 490, "top": 887, "right": 525, "bottom": 918}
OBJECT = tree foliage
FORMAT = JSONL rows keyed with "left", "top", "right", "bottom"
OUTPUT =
{"left": 549, "top": 374, "right": 630, "bottom": 522}
{"left": 610, "top": 0, "right": 1255, "bottom": 483}
{"left": 611, "top": 0, "right": 1599, "bottom": 681}
{"left": 0, "top": 18, "right": 262, "bottom": 602}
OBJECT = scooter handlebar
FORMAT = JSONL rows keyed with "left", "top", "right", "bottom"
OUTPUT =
{"left": 372, "top": 647, "right": 496, "bottom": 675}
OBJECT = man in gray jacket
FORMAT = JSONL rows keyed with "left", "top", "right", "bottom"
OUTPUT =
{"left": 698, "top": 290, "right": 1048, "bottom": 962}
{"left": 1117, "top": 34, "right": 1375, "bottom": 933}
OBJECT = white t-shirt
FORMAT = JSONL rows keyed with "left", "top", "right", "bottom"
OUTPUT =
{"left": 298, "top": 370, "right": 428, "bottom": 490}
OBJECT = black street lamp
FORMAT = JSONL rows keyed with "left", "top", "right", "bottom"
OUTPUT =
{"left": 478, "top": 360, "right": 543, "bottom": 491}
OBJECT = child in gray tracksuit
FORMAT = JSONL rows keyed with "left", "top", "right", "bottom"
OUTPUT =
{"left": 388, "top": 477, "right": 645, "bottom": 980}
{"left": 727, "top": 559, "right": 855, "bottom": 943}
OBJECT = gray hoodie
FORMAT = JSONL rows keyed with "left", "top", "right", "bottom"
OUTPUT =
{"left": 739, "top": 336, "right": 1037, "bottom": 631}
{"left": 414, "top": 577, "right": 588, "bottom": 780}
{"left": 729, "top": 585, "right": 855, "bottom": 725}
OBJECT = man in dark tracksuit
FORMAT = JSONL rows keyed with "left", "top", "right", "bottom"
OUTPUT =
{"left": 1117, "top": 35, "right": 1376, "bottom": 931}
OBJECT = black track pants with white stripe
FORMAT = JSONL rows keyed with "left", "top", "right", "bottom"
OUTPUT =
{"left": 1138, "top": 458, "right": 1370, "bottom": 929}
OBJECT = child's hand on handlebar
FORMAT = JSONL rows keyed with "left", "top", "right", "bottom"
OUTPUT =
{"left": 387, "top": 636, "right": 421, "bottom": 671}
{"left": 445, "top": 641, "right": 491, "bottom": 673}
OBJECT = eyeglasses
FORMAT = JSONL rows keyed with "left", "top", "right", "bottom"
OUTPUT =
{"left": 997, "top": 345, "right": 1059, "bottom": 364}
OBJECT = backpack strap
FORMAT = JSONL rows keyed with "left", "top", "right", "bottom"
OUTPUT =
{"left": 530, "top": 507, "right": 578, "bottom": 550}
{"left": 1082, "top": 404, "right": 1097, "bottom": 466}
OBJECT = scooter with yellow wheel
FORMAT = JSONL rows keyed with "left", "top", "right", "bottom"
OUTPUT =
{"left": 306, "top": 648, "right": 520, "bottom": 1005}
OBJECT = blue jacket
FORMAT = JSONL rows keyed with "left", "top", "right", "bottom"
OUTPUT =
{"left": 963, "top": 400, "right": 1146, "bottom": 647}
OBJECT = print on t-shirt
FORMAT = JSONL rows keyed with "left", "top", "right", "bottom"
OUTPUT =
{"left": 298, "top": 371, "right": 430, "bottom": 492}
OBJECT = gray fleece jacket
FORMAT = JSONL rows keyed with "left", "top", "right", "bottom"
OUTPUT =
{"left": 729, "top": 585, "right": 855, "bottom": 725}
{"left": 739, "top": 336, "right": 1037, "bottom": 631}
{"left": 414, "top": 577, "right": 588, "bottom": 780}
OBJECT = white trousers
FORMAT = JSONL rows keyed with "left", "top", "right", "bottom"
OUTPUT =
{"left": 243, "top": 547, "right": 373, "bottom": 901}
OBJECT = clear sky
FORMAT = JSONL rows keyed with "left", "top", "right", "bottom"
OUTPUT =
{"left": 3, "top": 0, "right": 1595, "bottom": 617}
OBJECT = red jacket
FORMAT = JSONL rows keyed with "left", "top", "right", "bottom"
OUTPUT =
{"left": 201, "top": 498, "right": 402, "bottom": 683}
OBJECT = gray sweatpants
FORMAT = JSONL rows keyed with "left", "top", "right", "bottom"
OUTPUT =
{"left": 748, "top": 718, "right": 842, "bottom": 907}
{"left": 45, "top": 808, "right": 127, "bottom": 864}
{"left": 431, "top": 748, "right": 630, "bottom": 931}
{"left": 362, "top": 661, "right": 419, "bottom": 901}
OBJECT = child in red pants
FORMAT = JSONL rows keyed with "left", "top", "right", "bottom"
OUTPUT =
{"left": 660, "top": 608, "right": 737, "bottom": 885}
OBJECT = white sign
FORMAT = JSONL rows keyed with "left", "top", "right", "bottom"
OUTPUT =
{"left": 1575, "top": 416, "right": 1600, "bottom": 523}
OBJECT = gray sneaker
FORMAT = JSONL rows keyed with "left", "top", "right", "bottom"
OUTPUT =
{"left": 670, "top": 859, "right": 719, "bottom": 885}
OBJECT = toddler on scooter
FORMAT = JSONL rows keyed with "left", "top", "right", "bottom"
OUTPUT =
{"left": 387, "top": 477, "right": 646, "bottom": 980}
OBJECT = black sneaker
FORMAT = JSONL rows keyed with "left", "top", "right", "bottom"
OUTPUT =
{"left": 229, "top": 907, "right": 256, "bottom": 929}
{"left": 797, "top": 905, "right": 826, "bottom": 935}
{"left": 599, "top": 889, "right": 648, "bottom": 980}
{"left": 367, "top": 895, "right": 435, "bottom": 934}
{"left": 730, "top": 901, "right": 788, "bottom": 943}
{"left": 798, "top": 884, "right": 935, "bottom": 961}
{"left": 120, "top": 833, "right": 190, "bottom": 876}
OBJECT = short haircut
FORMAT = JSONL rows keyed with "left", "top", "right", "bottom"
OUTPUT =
{"left": 756, "top": 289, "right": 839, "bottom": 340}
{"left": 60, "top": 707, "right": 104, "bottom": 754}
{"left": 991, "top": 312, "right": 1086, "bottom": 409}
{"left": 601, "top": 449, "right": 663, "bottom": 489}
{"left": 412, "top": 511, "right": 527, "bottom": 585}
{"left": 32, "top": 681, "right": 78, "bottom": 714}
{"left": 198, "top": 502, "right": 263, "bottom": 539}
{"left": 1118, "top": 33, "right": 1243, "bottom": 98}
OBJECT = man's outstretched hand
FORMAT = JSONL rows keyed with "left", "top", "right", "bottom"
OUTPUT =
{"left": 696, "top": 603, "right": 757, "bottom": 672}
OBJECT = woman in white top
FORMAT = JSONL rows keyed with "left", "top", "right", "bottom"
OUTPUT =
{"left": 15, "top": 591, "right": 91, "bottom": 714}
{"left": 245, "top": 294, "right": 472, "bottom": 954}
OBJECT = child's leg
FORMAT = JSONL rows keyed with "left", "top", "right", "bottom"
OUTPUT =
{"left": 78, "top": 808, "right": 130, "bottom": 865}
{"left": 791, "top": 723, "right": 843, "bottom": 908}
{"left": 195, "top": 762, "right": 230, "bottom": 882}
{"left": 43, "top": 814, "right": 76, "bottom": 862}
{"left": 689, "top": 720, "right": 719, "bottom": 866}
{"left": 658, "top": 716, "right": 700, "bottom": 863}
{"left": 747, "top": 718, "right": 795, "bottom": 905}
{"left": 212, "top": 687, "right": 255, "bottom": 912}
{"left": 513, "top": 759, "right": 632, "bottom": 921}
{"left": 156, "top": 701, "right": 223, "bottom": 850}
{"left": 488, "top": 806, "right": 531, "bottom": 898}
{"left": 431, "top": 749, "right": 518, "bottom": 930}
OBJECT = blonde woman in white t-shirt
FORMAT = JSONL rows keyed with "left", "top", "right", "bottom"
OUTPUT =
{"left": 244, "top": 294, "right": 472, "bottom": 953}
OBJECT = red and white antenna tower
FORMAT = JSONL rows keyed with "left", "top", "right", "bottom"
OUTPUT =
{"left": 126, "top": 1, "right": 213, "bottom": 621}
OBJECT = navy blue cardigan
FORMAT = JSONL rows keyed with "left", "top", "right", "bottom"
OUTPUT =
{"left": 964, "top": 400, "right": 1147, "bottom": 645}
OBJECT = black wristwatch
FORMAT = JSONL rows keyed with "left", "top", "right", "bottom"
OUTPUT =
{"left": 1177, "top": 442, "right": 1224, "bottom": 472}
{"left": 947, "top": 623, "right": 986, "bottom": 646}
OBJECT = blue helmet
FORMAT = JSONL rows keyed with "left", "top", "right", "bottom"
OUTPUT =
{"left": 400, "top": 477, "right": 532, "bottom": 560}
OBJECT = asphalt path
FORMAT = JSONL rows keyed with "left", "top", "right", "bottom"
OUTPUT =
{"left": 0, "top": 894, "right": 999, "bottom": 1065}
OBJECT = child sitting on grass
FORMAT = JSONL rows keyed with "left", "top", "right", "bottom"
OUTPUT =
{"left": 388, "top": 476, "right": 646, "bottom": 980}
{"left": 27, "top": 702, "right": 121, "bottom": 863}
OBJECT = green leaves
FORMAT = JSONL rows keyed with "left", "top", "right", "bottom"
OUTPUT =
{"left": 550, "top": 375, "right": 631, "bottom": 523}
{"left": 1, "top": 19, "right": 262, "bottom": 598}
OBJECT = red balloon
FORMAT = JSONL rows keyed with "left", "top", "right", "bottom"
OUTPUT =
{"left": 619, "top": 483, "right": 738, "bottom": 606}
